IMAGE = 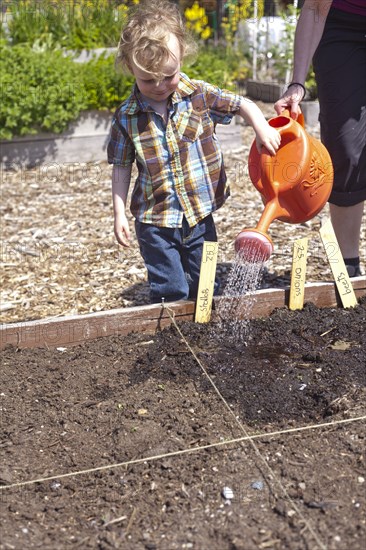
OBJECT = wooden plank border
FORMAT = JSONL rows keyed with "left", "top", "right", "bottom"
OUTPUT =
{"left": 1, "top": 277, "right": 365, "bottom": 350}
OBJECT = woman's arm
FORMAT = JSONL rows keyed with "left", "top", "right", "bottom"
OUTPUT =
{"left": 274, "top": 0, "right": 332, "bottom": 117}
{"left": 292, "top": 0, "right": 331, "bottom": 83}
{"left": 112, "top": 164, "right": 132, "bottom": 247}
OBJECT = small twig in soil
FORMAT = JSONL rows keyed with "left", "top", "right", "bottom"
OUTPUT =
{"left": 259, "top": 540, "right": 281, "bottom": 549}
{"left": 181, "top": 483, "right": 190, "bottom": 498}
{"left": 46, "top": 435, "right": 75, "bottom": 449}
{"left": 124, "top": 507, "right": 137, "bottom": 537}
{"left": 103, "top": 515, "right": 127, "bottom": 527}
{"left": 320, "top": 327, "right": 336, "bottom": 337}
{"left": 56, "top": 439, "right": 77, "bottom": 467}
{"left": 287, "top": 460, "right": 307, "bottom": 467}
{"left": 118, "top": 490, "right": 138, "bottom": 503}
{"left": 74, "top": 537, "right": 90, "bottom": 548}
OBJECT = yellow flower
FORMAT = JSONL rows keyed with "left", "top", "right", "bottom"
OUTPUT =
{"left": 201, "top": 27, "right": 211, "bottom": 40}
{"left": 185, "top": 1, "right": 211, "bottom": 41}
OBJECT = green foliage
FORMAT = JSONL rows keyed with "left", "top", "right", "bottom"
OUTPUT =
{"left": 0, "top": 42, "right": 249, "bottom": 140}
{"left": 0, "top": 44, "right": 134, "bottom": 139}
{"left": 305, "top": 67, "right": 318, "bottom": 100}
{"left": 269, "top": 6, "right": 299, "bottom": 83}
{"left": 80, "top": 54, "right": 134, "bottom": 111}
{"left": 6, "top": 0, "right": 128, "bottom": 50}
{"left": 260, "top": 6, "right": 318, "bottom": 99}
{"left": 183, "top": 46, "right": 246, "bottom": 91}
{"left": 0, "top": 19, "right": 5, "bottom": 40}
{"left": 0, "top": 42, "right": 87, "bottom": 139}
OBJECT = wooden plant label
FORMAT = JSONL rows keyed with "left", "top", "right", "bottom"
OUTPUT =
{"left": 195, "top": 241, "right": 219, "bottom": 323}
{"left": 319, "top": 219, "right": 358, "bottom": 308}
{"left": 289, "top": 237, "right": 308, "bottom": 310}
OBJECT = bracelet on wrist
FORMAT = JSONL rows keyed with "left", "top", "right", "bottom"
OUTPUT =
{"left": 287, "top": 82, "right": 306, "bottom": 99}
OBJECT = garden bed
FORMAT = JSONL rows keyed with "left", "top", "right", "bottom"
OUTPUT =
{"left": 1, "top": 297, "right": 365, "bottom": 549}
{"left": 0, "top": 110, "right": 112, "bottom": 167}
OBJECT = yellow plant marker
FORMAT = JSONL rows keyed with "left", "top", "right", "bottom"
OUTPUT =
{"left": 289, "top": 237, "right": 308, "bottom": 310}
{"left": 195, "top": 241, "right": 219, "bottom": 323}
{"left": 319, "top": 219, "right": 358, "bottom": 308}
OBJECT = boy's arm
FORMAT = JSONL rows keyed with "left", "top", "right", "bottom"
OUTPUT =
{"left": 238, "top": 98, "right": 281, "bottom": 156}
{"left": 196, "top": 80, "right": 279, "bottom": 154}
{"left": 112, "top": 164, "right": 132, "bottom": 247}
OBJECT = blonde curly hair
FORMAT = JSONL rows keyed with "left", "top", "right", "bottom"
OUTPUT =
{"left": 116, "top": 0, "right": 196, "bottom": 81}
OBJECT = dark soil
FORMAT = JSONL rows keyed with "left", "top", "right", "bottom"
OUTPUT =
{"left": 1, "top": 298, "right": 366, "bottom": 550}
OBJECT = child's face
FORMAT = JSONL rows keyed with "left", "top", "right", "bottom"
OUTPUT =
{"left": 131, "top": 34, "right": 181, "bottom": 103}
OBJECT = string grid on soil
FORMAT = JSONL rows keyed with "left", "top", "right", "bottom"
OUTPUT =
{"left": 1, "top": 298, "right": 365, "bottom": 549}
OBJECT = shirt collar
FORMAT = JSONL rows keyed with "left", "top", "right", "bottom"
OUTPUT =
{"left": 124, "top": 73, "right": 197, "bottom": 115}
{"left": 172, "top": 72, "right": 197, "bottom": 103}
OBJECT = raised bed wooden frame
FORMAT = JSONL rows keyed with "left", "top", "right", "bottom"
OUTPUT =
{"left": 1, "top": 277, "right": 365, "bottom": 350}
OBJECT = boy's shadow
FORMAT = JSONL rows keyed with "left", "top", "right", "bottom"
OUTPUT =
{"left": 119, "top": 281, "right": 150, "bottom": 306}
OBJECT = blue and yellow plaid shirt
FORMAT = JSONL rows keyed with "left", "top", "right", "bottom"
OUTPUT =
{"left": 107, "top": 73, "right": 241, "bottom": 228}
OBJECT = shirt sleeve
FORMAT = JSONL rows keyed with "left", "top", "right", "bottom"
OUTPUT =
{"left": 194, "top": 80, "right": 241, "bottom": 125}
{"left": 107, "top": 113, "right": 135, "bottom": 166}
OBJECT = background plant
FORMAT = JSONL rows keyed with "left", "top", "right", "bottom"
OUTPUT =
{"left": 1, "top": 42, "right": 240, "bottom": 139}
{"left": 269, "top": 4, "right": 298, "bottom": 83}
{"left": 184, "top": 1, "right": 212, "bottom": 40}
{"left": 0, "top": 41, "right": 87, "bottom": 139}
{"left": 0, "top": 1, "right": 318, "bottom": 140}
{"left": 4, "top": 0, "right": 130, "bottom": 50}
{"left": 0, "top": 43, "right": 137, "bottom": 139}
{"left": 183, "top": 45, "right": 245, "bottom": 91}
{"left": 221, "top": 0, "right": 264, "bottom": 48}
{"left": 267, "top": 5, "right": 317, "bottom": 96}
{"left": 81, "top": 53, "right": 135, "bottom": 110}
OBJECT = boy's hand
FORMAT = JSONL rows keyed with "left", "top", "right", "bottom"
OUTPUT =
{"left": 255, "top": 124, "right": 281, "bottom": 156}
{"left": 114, "top": 212, "right": 130, "bottom": 247}
{"left": 238, "top": 98, "right": 281, "bottom": 156}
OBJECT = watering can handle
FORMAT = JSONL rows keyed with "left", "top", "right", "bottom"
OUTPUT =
{"left": 260, "top": 110, "right": 306, "bottom": 196}
{"left": 281, "top": 108, "right": 305, "bottom": 128}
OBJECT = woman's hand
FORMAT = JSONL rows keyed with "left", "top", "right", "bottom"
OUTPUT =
{"left": 274, "top": 84, "right": 304, "bottom": 119}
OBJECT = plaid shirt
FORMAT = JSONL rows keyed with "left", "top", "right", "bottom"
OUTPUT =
{"left": 107, "top": 73, "right": 241, "bottom": 227}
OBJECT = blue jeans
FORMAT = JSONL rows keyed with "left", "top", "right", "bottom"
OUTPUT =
{"left": 135, "top": 214, "right": 219, "bottom": 303}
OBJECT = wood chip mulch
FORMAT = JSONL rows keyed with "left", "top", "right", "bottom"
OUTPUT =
{"left": 1, "top": 121, "right": 365, "bottom": 324}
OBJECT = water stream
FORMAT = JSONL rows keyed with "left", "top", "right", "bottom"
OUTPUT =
{"left": 216, "top": 242, "right": 268, "bottom": 342}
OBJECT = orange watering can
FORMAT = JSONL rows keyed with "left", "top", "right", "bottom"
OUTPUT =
{"left": 235, "top": 110, "right": 334, "bottom": 261}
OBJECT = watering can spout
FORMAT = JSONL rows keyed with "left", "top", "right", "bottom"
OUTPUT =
{"left": 235, "top": 110, "right": 333, "bottom": 261}
{"left": 235, "top": 229, "right": 273, "bottom": 262}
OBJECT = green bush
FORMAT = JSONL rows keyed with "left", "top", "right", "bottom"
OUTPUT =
{"left": 0, "top": 42, "right": 87, "bottom": 139}
{"left": 0, "top": 44, "right": 134, "bottom": 139}
{"left": 0, "top": 42, "right": 244, "bottom": 139}
{"left": 80, "top": 54, "right": 134, "bottom": 111}
{"left": 183, "top": 46, "right": 244, "bottom": 92}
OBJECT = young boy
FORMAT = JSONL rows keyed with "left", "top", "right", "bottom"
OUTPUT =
{"left": 108, "top": 0, "right": 281, "bottom": 304}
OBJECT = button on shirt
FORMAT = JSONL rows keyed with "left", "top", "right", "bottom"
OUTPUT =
{"left": 107, "top": 73, "right": 241, "bottom": 228}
